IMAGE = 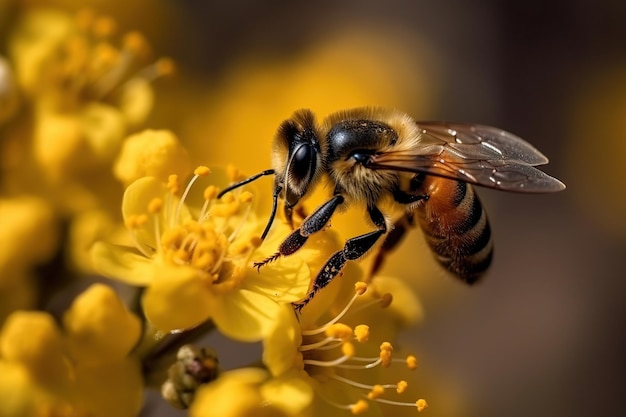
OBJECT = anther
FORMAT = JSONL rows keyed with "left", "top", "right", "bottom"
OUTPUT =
{"left": 354, "top": 325, "right": 369, "bottom": 343}
{"left": 326, "top": 323, "right": 353, "bottom": 341}
{"left": 367, "top": 385, "right": 384, "bottom": 399}
{"left": 148, "top": 198, "right": 163, "bottom": 213}
{"left": 396, "top": 380, "right": 408, "bottom": 394}
{"left": 123, "top": 31, "right": 149, "bottom": 57}
{"left": 167, "top": 175, "right": 181, "bottom": 196}
{"left": 354, "top": 282, "right": 368, "bottom": 295}
{"left": 350, "top": 400, "right": 369, "bottom": 415}
{"left": 204, "top": 185, "right": 217, "bottom": 201}
{"left": 341, "top": 342, "right": 355, "bottom": 358}
{"left": 238, "top": 191, "right": 254, "bottom": 203}
{"left": 155, "top": 57, "right": 176, "bottom": 76}
{"left": 406, "top": 355, "right": 418, "bottom": 370}
{"left": 379, "top": 342, "right": 393, "bottom": 368}
{"left": 416, "top": 399, "right": 428, "bottom": 412}
{"left": 194, "top": 166, "right": 211, "bottom": 176}
{"left": 93, "top": 16, "right": 117, "bottom": 38}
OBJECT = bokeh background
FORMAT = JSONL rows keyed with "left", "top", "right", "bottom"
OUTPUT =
{"left": 2, "top": 0, "right": 625, "bottom": 416}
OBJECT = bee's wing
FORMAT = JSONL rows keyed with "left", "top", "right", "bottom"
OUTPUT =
{"left": 368, "top": 122, "right": 566, "bottom": 193}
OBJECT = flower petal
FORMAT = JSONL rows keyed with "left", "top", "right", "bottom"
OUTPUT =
{"left": 142, "top": 264, "right": 212, "bottom": 332}
{"left": 91, "top": 241, "right": 154, "bottom": 286}
{"left": 263, "top": 304, "right": 302, "bottom": 377}
{"left": 261, "top": 373, "right": 314, "bottom": 416}
{"left": 210, "top": 289, "right": 282, "bottom": 342}
{"left": 246, "top": 255, "right": 311, "bottom": 303}
{"left": 121, "top": 176, "right": 166, "bottom": 252}
{"left": 63, "top": 284, "right": 141, "bottom": 365}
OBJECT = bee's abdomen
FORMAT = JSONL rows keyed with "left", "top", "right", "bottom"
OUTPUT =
{"left": 416, "top": 177, "right": 493, "bottom": 283}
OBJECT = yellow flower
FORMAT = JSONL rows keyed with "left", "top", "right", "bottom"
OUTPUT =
{"left": 92, "top": 167, "right": 313, "bottom": 339}
{"left": 262, "top": 278, "right": 427, "bottom": 416}
{"left": 4, "top": 6, "right": 174, "bottom": 213}
{"left": 62, "top": 283, "right": 142, "bottom": 366}
{"left": 0, "top": 285, "right": 144, "bottom": 417}
{"left": 0, "top": 311, "right": 72, "bottom": 389}
{"left": 190, "top": 368, "right": 310, "bottom": 417}
{"left": 0, "top": 197, "right": 59, "bottom": 279}
{"left": 192, "top": 275, "right": 426, "bottom": 416}
{"left": 114, "top": 129, "right": 191, "bottom": 186}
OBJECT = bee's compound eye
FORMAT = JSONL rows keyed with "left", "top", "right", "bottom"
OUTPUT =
{"left": 291, "top": 144, "right": 313, "bottom": 180}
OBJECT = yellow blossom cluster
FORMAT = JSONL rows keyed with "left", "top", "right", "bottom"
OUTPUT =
{"left": 0, "top": 3, "right": 441, "bottom": 417}
{"left": 0, "top": 284, "right": 143, "bottom": 417}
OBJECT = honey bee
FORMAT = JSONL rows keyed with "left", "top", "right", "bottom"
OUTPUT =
{"left": 219, "top": 108, "right": 565, "bottom": 311}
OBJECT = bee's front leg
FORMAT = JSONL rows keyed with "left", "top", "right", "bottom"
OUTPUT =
{"left": 253, "top": 194, "right": 345, "bottom": 269}
{"left": 293, "top": 204, "right": 388, "bottom": 313}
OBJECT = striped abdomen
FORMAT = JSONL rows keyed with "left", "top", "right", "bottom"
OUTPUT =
{"left": 414, "top": 176, "right": 493, "bottom": 283}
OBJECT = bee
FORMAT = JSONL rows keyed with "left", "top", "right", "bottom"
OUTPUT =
{"left": 218, "top": 108, "right": 565, "bottom": 311}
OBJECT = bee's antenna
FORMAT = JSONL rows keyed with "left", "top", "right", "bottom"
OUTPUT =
{"left": 261, "top": 184, "right": 282, "bottom": 240}
{"left": 217, "top": 169, "right": 275, "bottom": 199}
{"left": 217, "top": 169, "right": 279, "bottom": 241}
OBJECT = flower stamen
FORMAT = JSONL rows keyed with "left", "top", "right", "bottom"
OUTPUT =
{"left": 302, "top": 282, "right": 369, "bottom": 336}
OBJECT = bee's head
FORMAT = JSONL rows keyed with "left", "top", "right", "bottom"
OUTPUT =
{"left": 272, "top": 109, "right": 325, "bottom": 208}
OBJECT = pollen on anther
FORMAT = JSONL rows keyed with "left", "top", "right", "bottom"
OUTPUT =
{"left": 123, "top": 31, "right": 149, "bottom": 56}
{"left": 226, "top": 165, "right": 240, "bottom": 182}
{"left": 167, "top": 175, "right": 181, "bottom": 196}
{"left": 406, "top": 355, "right": 418, "bottom": 370}
{"left": 354, "top": 282, "right": 368, "bottom": 295}
{"left": 367, "top": 384, "right": 384, "bottom": 399}
{"left": 135, "top": 214, "right": 148, "bottom": 227}
{"left": 416, "top": 399, "right": 428, "bottom": 412}
{"left": 379, "top": 342, "right": 393, "bottom": 368}
{"left": 148, "top": 198, "right": 163, "bottom": 213}
{"left": 396, "top": 380, "right": 408, "bottom": 394}
{"left": 155, "top": 57, "right": 176, "bottom": 76}
{"left": 194, "top": 166, "right": 211, "bottom": 176}
{"left": 350, "top": 400, "right": 369, "bottom": 415}
{"left": 326, "top": 323, "right": 353, "bottom": 341}
{"left": 93, "top": 16, "right": 116, "bottom": 38}
{"left": 124, "top": 215, "right": 138, "bottom": 229}
{"left": 238, "top": 191, "right": 254, "bottom": 203}
{"left": 204, "top": 185, "right": 218, "bottom": 201}
{"left": 341, "top": 342, "right": 355, "bottom": 358}
{"left": 354, "top": 325, "right": 369, "bottom": 343}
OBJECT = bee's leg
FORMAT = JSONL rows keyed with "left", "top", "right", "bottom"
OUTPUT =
{"left": 370, "top": 212, "right": 415, "bottom": 276}
{"left": 293, "top": 205, "right": 387, "bottom": 312}
{"left": 253, "top": 194, "right": 345, "bottom": 269}
{"left": 369, "top": 188, "right": 428, "bottom": 275}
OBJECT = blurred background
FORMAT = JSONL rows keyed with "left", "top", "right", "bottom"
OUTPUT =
{"left": 2, "top": 0, "right": 625, "bottom": 416}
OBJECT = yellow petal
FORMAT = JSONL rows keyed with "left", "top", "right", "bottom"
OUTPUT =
{"left": 114, "top": 129, "right": 191, "bottom": 186}
{"left": 91, "top": 241, "right": 155, "bottom": 286}
{"left": 0, "top": 197, "right": 58, "bottom": 277}
{"left": 121, "top": 176, "right": 166, "bottom": 252}
{"left": 190, "top": 368, "right": 274, "bottom": 417}
{"left": 80, "top": 102, "right": 126, "bottom": 162}
{"left": 63, "top": 284, "right": 141, "bottom": 365}
{"left": 261, "top": 373, "right": 314, "bottom": 416}
{"left": 0, "top": 361, "right": 41, "bottom": 417}
{"left": 247, "top": 255, "right": 311, "bottom": 303}
{"left": 263, "top": 304, "right": 302, "bottom": 377}
{"left": 141, "top": 265, "right": 212, "bottom": 332}
{"left": 118, "top": 77, "right": 154, "bottom": 127}
{"left": 209, "top": 289, "right": 281, "bottom": 342}
{"left": 0, "top": 311, "right": 71, "bottom": 386}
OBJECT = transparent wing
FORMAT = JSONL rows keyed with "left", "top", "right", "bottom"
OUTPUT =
{"left": 368, "top": 122, "right": 566, "bottom": 192}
